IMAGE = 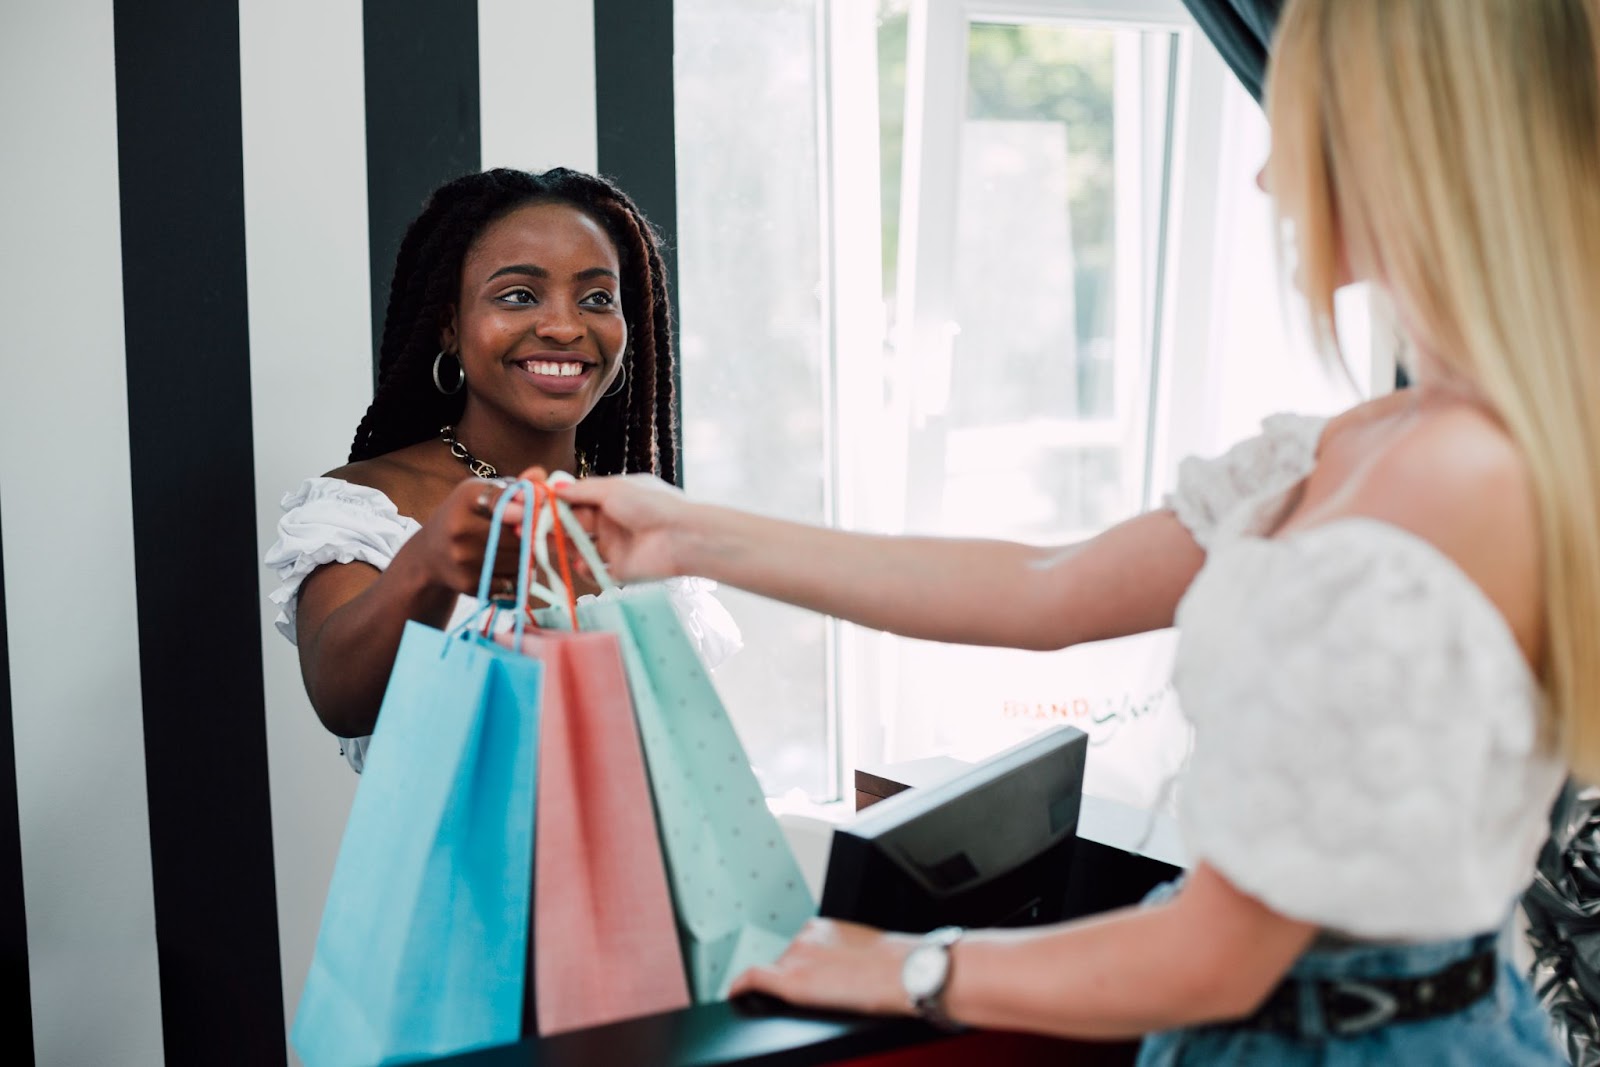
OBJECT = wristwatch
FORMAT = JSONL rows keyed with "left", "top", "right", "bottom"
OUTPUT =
{"left": 901, "top": 925, "right": 964, "bottom": 1028}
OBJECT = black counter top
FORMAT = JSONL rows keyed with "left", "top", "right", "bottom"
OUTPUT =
{"left": 425, "top": 794, "right": 1183, "bottom": 1067}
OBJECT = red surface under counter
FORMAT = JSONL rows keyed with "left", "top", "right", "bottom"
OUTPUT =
{"left": 834, "top": 1029, "right": 1139, "bottom": 1066}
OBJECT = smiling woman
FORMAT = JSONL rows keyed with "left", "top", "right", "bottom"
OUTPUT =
{"left": 444, "top": 200, "right": 632, "bottom": 460}
{"left": 351, "top": 167, "right": 674, "bottom": 481}
{"left": 262, "top": 167, "right": 739, "bottom": 770}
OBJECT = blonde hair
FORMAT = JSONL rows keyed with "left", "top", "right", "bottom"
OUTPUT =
{"left": 1266, "top": 0, "right": 1600, "bottom": 777}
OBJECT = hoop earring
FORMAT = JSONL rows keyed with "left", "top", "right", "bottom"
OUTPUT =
{"left": 602, "top": 355, "right": 629, "bottom": 399}
{"left": 432, "top": 349, "right": 464, "bottom": 395}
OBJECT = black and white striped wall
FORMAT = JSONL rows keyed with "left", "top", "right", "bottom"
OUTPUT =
{"left": 0, "top": 2, "right": 677, "bottom": 1063}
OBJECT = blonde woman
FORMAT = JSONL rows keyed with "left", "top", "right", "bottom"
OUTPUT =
{"left": 559, "top": 0, "right": 1589, "bottom": 1060}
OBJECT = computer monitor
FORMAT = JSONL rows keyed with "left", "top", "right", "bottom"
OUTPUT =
{"left": 819, "top": 726, "right": 1088, "bottom": 934}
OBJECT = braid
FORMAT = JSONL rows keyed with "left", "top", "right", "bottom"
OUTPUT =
{"left": 555, "top": 171, "right": 680, "bottom": 483}
{"left": 349, "top": 167, "right": 681, "bottom": 483}
{"left": 647, "top": 235, "right": 678, "bottom": 485}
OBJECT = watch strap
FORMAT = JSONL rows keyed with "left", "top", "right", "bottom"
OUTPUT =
{"left": 909, "top": 926, "right": 964, "bottom": 1029}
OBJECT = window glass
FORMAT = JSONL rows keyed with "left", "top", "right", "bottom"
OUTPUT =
{"left": 674, "top": 0, "right": 830, "bottom": 797}
{"left": 881, "top": 20, "right": 1190, "bottom": 810}
{"left": 674, "top": 2, "right": 1365, "bottom": 807}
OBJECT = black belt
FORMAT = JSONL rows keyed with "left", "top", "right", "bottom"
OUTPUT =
{"left": 1239, "top": 948, "right": 1498, "bottom": 1038}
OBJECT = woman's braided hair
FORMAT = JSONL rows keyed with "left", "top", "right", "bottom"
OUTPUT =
{"left": 348, "top": 167, "right": 678, "bottom": 483}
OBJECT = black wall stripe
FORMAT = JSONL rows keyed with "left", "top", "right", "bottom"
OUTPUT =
{"left": 112, "top": 2, "right": 285, "bottom": 1064}
{"left": 593, "top": 0, "right": 685, "bottom": 481}
{"left": 364, "top": 0, "right": 481, "bottom": 379}
{"left": 0, "top": 496, "right": 34, "bottom": 1064}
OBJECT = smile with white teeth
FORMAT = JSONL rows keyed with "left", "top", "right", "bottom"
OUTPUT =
{"left": 520, "top": 360, "right": 587, "bottom": 377}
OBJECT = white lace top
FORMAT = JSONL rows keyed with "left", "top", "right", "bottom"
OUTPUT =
{"left": 264, "top": 477, "right": 743, "bottom": 773}
{"left": 1166, "top": 414, "right": 1565, "bottom": 940}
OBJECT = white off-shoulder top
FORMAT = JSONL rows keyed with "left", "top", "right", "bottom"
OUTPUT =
{"left": 1166, "top": 413, "right": 1565, "bottom": 940}
{"left": 263, "top": 476, "right": 742, "bottom": 773}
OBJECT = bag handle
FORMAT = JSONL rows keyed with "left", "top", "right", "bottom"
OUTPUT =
{"left": 533, "top": 472, "right": 618, "bottom": 629}
{"left": 454, "top": 474, "right": 618, "bottom": 639}
{"left": 467, "top": 479, "right": 551, "bottom": 647}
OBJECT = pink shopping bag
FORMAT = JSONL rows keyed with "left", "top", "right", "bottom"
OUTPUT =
{"left": 497, "top": 627, "right": 691, "bottom": 1034}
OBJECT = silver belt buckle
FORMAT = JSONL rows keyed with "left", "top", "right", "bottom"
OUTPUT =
{"left": 1327, "top": 980, "right": 1398, "bottom": 1036}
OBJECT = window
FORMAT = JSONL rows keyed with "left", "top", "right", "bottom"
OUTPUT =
{"left": 673, "top": 0, "right": 842, "bottom": 799}
{"left": 675, "top": 0, "right": 1369, "bottom": 809}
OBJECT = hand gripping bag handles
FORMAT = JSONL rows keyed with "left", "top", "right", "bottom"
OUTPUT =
{"left": 532, "top": 473, "right": 817, "bottom": 1001}
{"left": 292, "top": 481, "right": 546, "bottom": 1067}
{"left": 492, "top": 480, "right": 691, "bottom": 1034}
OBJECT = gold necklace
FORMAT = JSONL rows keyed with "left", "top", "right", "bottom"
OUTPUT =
{"left": 438, "top": 425, "right": 592, "bottom": 479}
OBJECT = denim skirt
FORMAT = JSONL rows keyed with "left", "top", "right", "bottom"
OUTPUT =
{"left": 1136, "top": 895, "right": 1563, "bottom": 1065}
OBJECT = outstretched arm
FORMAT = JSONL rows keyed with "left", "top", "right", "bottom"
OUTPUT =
{"left": 558, "top": 475, "right": 1205, "bottom": 651}
{"left": 731, "top": 862, "right": 1315, "bottom": 1040}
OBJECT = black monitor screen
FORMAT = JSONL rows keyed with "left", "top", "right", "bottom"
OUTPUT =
{"left": 819, "top": 726, "right": 1087, "bottom": 934}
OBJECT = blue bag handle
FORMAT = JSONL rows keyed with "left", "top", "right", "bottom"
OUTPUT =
{"left": 450, "top": 474, "right": 618, "bottom": 643}
{"left": 453, "top": 479, "right": 547, "bottom": 648}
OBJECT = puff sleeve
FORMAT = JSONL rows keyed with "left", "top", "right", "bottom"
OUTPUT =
{"left": 1163, "top": 414, "right": 1327, "bottom": 549}
{"left": 1172, "top": 520, "right": 1563, "bottom": 938}
{"left": 263, "top": 477, "right": 421, "bottom": 645}
{"left": 655, "top": 576, "right": 743, "bottom": 672}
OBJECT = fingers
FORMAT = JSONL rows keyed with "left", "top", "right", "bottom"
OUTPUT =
{"left": 471, "top": 491, "right": 515, "bottom": 520}
{"left": 461, "top": 491, "right": 528, "bottom": 532}
{"left": 568, "top": 504, "right": 599, "bottom": 536}
{"left": 464, "top": 478, "right": 515, "bottom": 518}
{"left": 728, "top": 965, "right": 784, "bottom": 1000}
{"left": 550, "top": 475, "right": 607, "bottom": 507}
{"left": 469, "top": 494, "right": 533, "bottom": 528}
{"left": 464, "top": 476, "right": 558, "bottom": 519}
{"left": 515, "top": 465, "right": 550, "bottom": 483}
{"left": 446, "top": 475, "right": 602, "bottom": 595}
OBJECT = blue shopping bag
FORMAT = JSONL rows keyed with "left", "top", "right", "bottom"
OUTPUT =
{"left": 531, "top": 477, "right": 816, "bottom": 1002}
{"left": 293, "top": 483, "right": 545, "bottom": 1067}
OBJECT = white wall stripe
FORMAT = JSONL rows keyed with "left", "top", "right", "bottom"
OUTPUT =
{"left": 3, "top": 1, "right": 622, "bottom": 1061}
{"left": 0, "top": 2, "right": 165, "bottom": 1064}
{"left": 479, "top": 0, "right": 599, "bottom": 173}
{"left": 239, "top": 0, "right": 373, "bottom": 1054}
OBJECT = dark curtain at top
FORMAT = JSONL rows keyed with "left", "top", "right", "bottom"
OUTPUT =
{"left": 1179, "top": 0, "right": 1284, "bottom": 102}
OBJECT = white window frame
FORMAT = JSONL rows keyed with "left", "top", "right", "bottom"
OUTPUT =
{"left": 817, "top": 0, "right": 891, "bottom": 801}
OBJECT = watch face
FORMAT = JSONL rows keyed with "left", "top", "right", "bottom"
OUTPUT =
{"left": 903, "top": 944, "right": 949, "bottom": 1000}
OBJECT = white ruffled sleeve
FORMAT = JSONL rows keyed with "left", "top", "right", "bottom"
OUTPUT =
{"left": 263, "top": 477, "right": 421, "bottom": 646}
{"left": 1163, "top": 414, "right": 1327, "bottom": 549}
{"left": 658, "top": 576, "right": 743, "bottom": 671}
{"left": 1172, "top": 520, "right": 1560, "bottom": 939}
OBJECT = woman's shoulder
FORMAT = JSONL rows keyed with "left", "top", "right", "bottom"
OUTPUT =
{"left": 1312, "top": 391, "right": 1529, "bottom": 528}
{"left": 321, "top": 443, "right": 457, "bottom": 524}
{"left": 1329, "top": 398, "right": 1541, "bottom": 662}
{"left": 1348, "top": 399, "right": 1531, "bottom": 552}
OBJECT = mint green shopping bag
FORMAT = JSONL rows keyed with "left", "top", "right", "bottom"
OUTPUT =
{"left": 531, "top": 476, "right": 816, "bottom": 1001}
{"left": 293, "top": 483, "right": 545, "bottom": 1067}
